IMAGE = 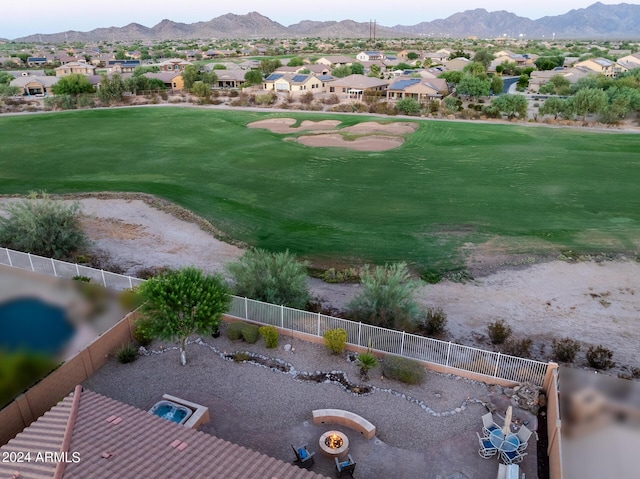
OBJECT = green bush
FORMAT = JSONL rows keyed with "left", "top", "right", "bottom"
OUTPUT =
{"left": 382, "top": 355, "right": 425, "bottom": 385}
{"left": 0, "top": 192, "right": 87, "bottom": 259}
{"left": 420, "top": 307, "right": 448, "bottom": 335}
{"left": 487, "top": 319, "right": 513, "bottom": 344}
{"left": 0, "top": 351, "right": 57, "bottom": 409}
{"left": 72, "top": 275, "right": 91, "bottom": 282}
{"left": 552, "top": 338, "right": 581, "bottom": 363}
{"left": 356, "top": 351, "right": 378, "bottom": 380}
{"left": 227, "top": 321, "right": 260, "bottom": 343}
{"left": 259, "top": 325, "right": 279, "bottom": 348}
{"left": 227, "top": 322, "right": 243, "bottom": 340}
{"left": 323, "top": 328, "right": 347, "bottom": 355}
{"left": 119, "top": 287, "right": 143, "bottom": 310}
{"left": 116, "top": 343, "right": 138, "bottom": 364}
{"left": 226, "top": 249, "right": 310, "bottom": 309}
{"left": 241, "top": 323, "right": 260, "bottom": 344}
{"left": 132, "top": 318, "right": 154, "bottom": 347}
{"left": 586, "top": 345, "right": 615, "bottom": 370}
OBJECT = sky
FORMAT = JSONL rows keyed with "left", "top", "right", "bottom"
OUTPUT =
{"left": 0, "top": 1, "right": 632, "bottom": 40}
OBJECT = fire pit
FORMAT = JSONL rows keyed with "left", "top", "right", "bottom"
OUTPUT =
{"left": 319, "top": 430, "right": 349, "bottom": 459}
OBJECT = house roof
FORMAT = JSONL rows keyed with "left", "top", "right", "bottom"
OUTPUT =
{"left": 0, "top": 387, "right": 328, "bottom": 479}
{"left": 329, "top": 74, "right": 388, "bottom": 89}
{"left": 265, "top": 73, "right": 283, "bottom": 81}
{"left": 10, "top": 76, "right": 59, "bottom": 87}
{"left": 388, "top": 78, "right": 421, "bottom": 91}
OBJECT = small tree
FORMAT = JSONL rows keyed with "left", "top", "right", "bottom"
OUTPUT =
{"left": 244, "top": 70, "right": 263, "bottom": 86}
{"left": 138, "top": 267, "right": 231, "bottom": 365}
{"left": 52, "top": 74, "right": 94, "bottom": 96}
{"left": 396, "top": 97, "right": 421, "bottom": 115}
{"left": 0, "top": 192, "right": 87, "bottom": 259}
{"left": 226, "top": 249, "right": 310, "bottom": 309}
{"left": 347, "top": 262, "right": 422, "bottom": 330}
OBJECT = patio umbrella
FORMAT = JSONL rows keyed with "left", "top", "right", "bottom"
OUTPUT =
{"left": 502, "top": 406, "right": 513, "bottom": 435}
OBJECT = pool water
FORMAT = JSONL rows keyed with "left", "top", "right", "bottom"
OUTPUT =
{"left": 0, "top": 297, "right": 74, "bottom": 356}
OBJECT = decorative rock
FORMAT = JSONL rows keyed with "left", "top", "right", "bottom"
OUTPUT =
{"left": 283, "top": 344, "right": 292, "bottom": 352}
{"left": 138, "top": 346, "right": 149, "bottom": 356}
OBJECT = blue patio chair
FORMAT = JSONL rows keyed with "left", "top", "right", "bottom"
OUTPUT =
{"left": 482, "top": 412, "right": 500, "bottom": 436}
{"left": 476, "top": 431, "right": 497, "bottom": 458}
{"left": 500, "top": 449, "right": 528, "bottom": 465}
{"left": 291, "top": 444, "right": 315, "bottom": 469}
{"left": 335, "top": 454, "right": 356, "bottom": 478}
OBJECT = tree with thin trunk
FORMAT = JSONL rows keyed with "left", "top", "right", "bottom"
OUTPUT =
{"left": 139, "top": 267, "right": 231, "bottom": 365}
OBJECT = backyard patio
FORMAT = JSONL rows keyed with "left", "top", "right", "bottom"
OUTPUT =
{"left": 82, "top": 323, "right": 540, "bottom": 479}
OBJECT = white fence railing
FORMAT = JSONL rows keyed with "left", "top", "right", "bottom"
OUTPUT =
{"left": 1, "top": 246, "right": 550, "bottom": 386}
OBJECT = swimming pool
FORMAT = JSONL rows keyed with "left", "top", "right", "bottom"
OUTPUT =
{"left": 0, "top": 297, "right": 74, "bottom": 356}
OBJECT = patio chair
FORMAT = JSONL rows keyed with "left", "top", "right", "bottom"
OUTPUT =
{"left": 291, "top": 444, "right": 315, "bottom": 469}
{"left": 476, "top": 431, "right": 497, "bottom": 458}
{"left": 500, "top": 449, "right": 528, "bottom": 465}
{"left": 335, "top": 454, "right": 356, "bottom": 478}
{"left": 516, "top": 425, "right": 533, "bottom": 452}
{"left": 482, "top": 412, "right": 501, "bottom": 436}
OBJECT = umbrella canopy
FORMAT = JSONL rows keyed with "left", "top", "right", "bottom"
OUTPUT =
{"left": 502, "top": 406, "right": 513, "bottom": 435}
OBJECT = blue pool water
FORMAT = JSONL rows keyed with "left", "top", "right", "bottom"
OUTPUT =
{"left": 0, "top": 297, "right": 74, "bottom": 356}
{"left": 150, "top": 401, "right": 191, "bottom": 424}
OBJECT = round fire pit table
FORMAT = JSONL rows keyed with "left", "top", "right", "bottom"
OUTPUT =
{"left": 319, "top": 430, "right": 349, "bottom": 459}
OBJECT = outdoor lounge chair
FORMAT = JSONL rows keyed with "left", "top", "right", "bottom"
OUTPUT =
{"left": 476, "top": 431, "right": 498, "bottom": 458}
{"left": 516, "top": 425, "right": 533, "bottom": 452}
{"left": 335, "top": 454, "right": 356, "bottom": 478}
{"left": 291, "top": 444, "right": 315, "bottom": 469}
{"left": 482, "top": 412, "right": 501, "bottom": 436}
{"left": 500, "top": 449, "right": 528, "bottom": 465}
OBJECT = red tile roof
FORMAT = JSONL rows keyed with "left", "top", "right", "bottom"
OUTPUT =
{"left": 0, "top": 387, "right": 328, "bottom": 479}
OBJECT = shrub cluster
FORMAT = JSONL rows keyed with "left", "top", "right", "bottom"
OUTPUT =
{"left": 227, "top": 322, "right": 260, "bottom": 343}
{"left": 418, "top": 307, "right": 448, "bottom": 336}
{"left": 382, "top": 355, "right": 425, "bottom": 385}
{"left": 116, "top": 343, "right": 138, "bottom": 364}
{"left": 585, "top": 345, "right": 615, "bottom": 370}
{"left": 487, "top": 319, "right": 513, "bottom": 344}
{"left": 132, "top": 318, "right": 154, "bottom": 347}
{"left": 323, "top": 328, "right": 347, "bottom": 355}
{"left": 259, "top": 325, "right": 279, "bottom": 349}
{"left": 552, "top": 338, "right": 581, "bottom": 363}
{"left": 501, "top": 338, "right": 532, "bottom": 358}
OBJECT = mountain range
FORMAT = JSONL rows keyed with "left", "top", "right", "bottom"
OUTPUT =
{"left": 12, "top": 3, "right": 640, "bottom": 43}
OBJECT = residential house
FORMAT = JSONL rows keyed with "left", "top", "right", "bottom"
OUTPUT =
{"left": 397, "top": 50, "right": 421, "bottom": 61}
{"left": 305, "top": 64, "right": 331, "bottom": 76}
{"left": 55, "top": 61, "right": 96, "bottom": 77}
{"left": 386, "top": 77, "right": 447, "bottom": 102}
{"left": 263, "top": 73, "right": 324, "bottom": 95}
{"left": 204, "top": 62, "right": 241, "bottom": 72}
{"left": 616, "top": 53, "right": 640, "bottom": 69}
{"left": 423, "top": 51, "right": 450, "bottom": 65}
{"left": 27, "top": 57, "right": 48, "bottom": 67}
{"left": 10, "top": 76, "right": 59, "bottom": 96}
{"left": 356, "top": 51, "right": 384, "bottom": 62}
{"left": 106, "top": 60, "right": 141, "bottom": 74}
{"left": 0, "top": 386, "right": 324, "bottom": 479}
{"left": 325, "top": 74, "right": 388, "bottom": 99}
{"left": 144, "top": 71, "right": 184, "bottom": 90}
{"left": 443, "top": 57, "right": 471, "bottom": 72}
{"left": 528, "top": 67, "right": 592, "bottom": 93}
{"left": 215, "top": 70, "right": 248, "bottom": 89}
{"left": 574, "top": 57, "right": 628, "bottom": 77}
{"left": 0, "top": 57, "right": 23, "bottom": 67}
{"left": 315, "top": 55, "right": 353, "bottom": 67}
{"left": 6, "top": 70, "right": 47, "bottom": 78}
{"left": 156, "top": 58, "right": 192, "bottom": 72}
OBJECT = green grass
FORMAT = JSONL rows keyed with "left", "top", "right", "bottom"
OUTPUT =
{"left": 1, "top": 107, "right": 639, "bottom": 272}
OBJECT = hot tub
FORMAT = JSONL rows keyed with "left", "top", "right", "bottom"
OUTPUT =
{"left": 149, "top": 400, "right": 193, "bottom": 425}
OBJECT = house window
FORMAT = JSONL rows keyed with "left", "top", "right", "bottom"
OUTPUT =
{"left": 330, "top": 87, "right": 335, "bottom": 92}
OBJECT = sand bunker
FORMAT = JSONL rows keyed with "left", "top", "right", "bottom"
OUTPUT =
{"left": 295, "top": 134, "right": 404, "bottom": 151}
{"left": 247, "top": 118, "right": 341, "bottom": 133}
{"left": 248, "top": 118, "right": 416, "bottom": 151}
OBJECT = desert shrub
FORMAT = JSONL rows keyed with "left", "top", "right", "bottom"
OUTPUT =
{"left": 259, "top": 325, "right": 279, "bottom": 348}
{"left": 73, "top": 275, "right": 91, "bottom": 282}
{"left": 241, "top": 323, "right": 260, "bottom": 343}
{"left": 487, "top": 319, "right": 513, "bottom": 344}
{"left": 382, "top": 355, "right": 425, "bottom": 385}
{"left": 552, "top": 337, "right": 581, "bottom": 363}
{"left": 255, "top": 92, "right": 276, "bottom": 106}
{"left": 320, "top": 267, "right": 360, "bottom": 283}
{"left": 118, "top": 287, "right": 143, "bottom": 310}
{"left": 356, "top": 351, "right": 378, "bottom": 380}
{"left": 323, "top": 94, "right": 340, "bottom": 105}
{"left": 233, "top": 352, "right": 251, "bottom": 362}
{"left": 227, "top": 321, "right": 260, "bottom": 343}
{"left": 226, "top": 248, "right": 310, "bottom": 309}
{"left": 502, "top": 338, "right": 532, "bottom": 358}
{"left": 0, "top": 192, "right": 87, "bottom": 259}
{"left": 132, "top": 318, "right": 154, "bottom": 347}
{"left": 419, "top": 306, "right": 448, "bottom": 335}
{"left": 347, "top": 262, "right": 421, "bottom": 330}
{"left": 227, "top": 322, "right": 244, "bottom": 340}
{"left": 323, "top": 328, "right": 347, "bottom": 355}
{"left": 396, "top": 97, "right": 421, "bottom": 115}
{"left": 329, "top": 103, "right": 353, "bottom": 112}
{"left": 116, "top": 343, "right": 138, "bottom": 364}
{"left": 586, "top": 345, "right": 615, "bottom": 370}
